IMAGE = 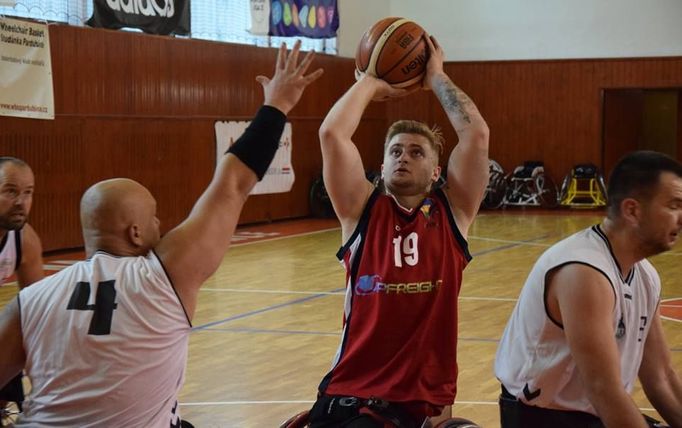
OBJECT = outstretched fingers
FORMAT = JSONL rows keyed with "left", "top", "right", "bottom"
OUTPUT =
{"left": 276, "top": 42, "right": 288, "bottom": 70}
{"left": 285, "top": 40, "right": 303, "bottom": 72}
{"left": 302, "top": 67, "right": 324, "bottom": 85}
{"left": 296, "top": 49, "right": 317, "bottom": 76}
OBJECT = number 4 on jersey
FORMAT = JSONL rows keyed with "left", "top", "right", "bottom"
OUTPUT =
{"left": 66, "top": 280, "right": 118, "bottom": 335}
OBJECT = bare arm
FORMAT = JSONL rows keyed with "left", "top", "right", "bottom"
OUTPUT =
{"left": 16, "top": 223, "right": 44, "bottom": 288}
{"left": 0, "top": 297, "right": 25, "bottom": 388}
{"left": 155, "top": 41, "right": 323, "bottom": 320}
{"left": 319, "top": 75, "right": 405, "bottom": 241}
{"left": 423, "top": 36, "right": 489, "bottom": 237}
{"left": 548, "top": 264, "right": 648, "bottom": 428}
{"left": 639, "top": 307, "right": 682, "bottom": 427}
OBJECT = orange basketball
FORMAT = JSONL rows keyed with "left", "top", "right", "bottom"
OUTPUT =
{"left": 355, "top": 17, "right": 428, "bottom": 88}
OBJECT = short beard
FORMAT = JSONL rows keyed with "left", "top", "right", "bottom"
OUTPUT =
{"left": 0, "top": 217, "right": 26, "bottom": 231}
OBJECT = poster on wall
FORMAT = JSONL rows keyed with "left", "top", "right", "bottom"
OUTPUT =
{"left": 86, "top": 0, "right": 190, "bottom": 36}
{"left": 214, "top": 120, "right": 295, "bottom": 195}
{"left": 270, "top": 0, "right": 338, "bottom": 38}
{"left": 248, "top": 0, "right": 270, "bottom": 35}
{"left": 0, "top": 17, "right": 54, "bottom": 120}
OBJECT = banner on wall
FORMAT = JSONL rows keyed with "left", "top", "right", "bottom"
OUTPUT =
{"left": 86, "top": 0, "right": 190, "bottom": 36}
{"left": 0, "top": 17, "right": 54, "bottom": 120}
{"left": 248, "top": 0, "right": 270, "bottom": 35}
{"left": 270, "top": 0, "right": 338, "bottom": 39}
{"left": 214, "top": 120, "right": 295, "bottom": 195}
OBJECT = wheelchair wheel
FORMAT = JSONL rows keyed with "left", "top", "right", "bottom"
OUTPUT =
{"left": 596, "top": 173, "right": 608, "bottom": 204}
{"left": 559, "top": 173, "right": 571, "bottom": 205}
{"left": 309, "top": 175, "right": 334, "bottom": 219}
{"left": 481, "top": 170, "right": 507, "bottom": 209}
{"left": 0, "top": 401, "right": 20, "bottom": 427}
{"left": 279, "top": 410, "right": 310, "bottom": 428}
{"left": 534, "top": 174, "right": 559, "bottom": 208}
{"left": 434, "top": 418, "right": 480, "bottom": 428}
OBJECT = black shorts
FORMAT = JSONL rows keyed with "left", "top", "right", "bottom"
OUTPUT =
{"left": 308, "top": 395, "right": 425, "bottom": 428}
{"left": 499, "top": 384, "right": 667, "bottom": 428}
{"left": 0, "top": 373, "right": 24, "bottom": 405}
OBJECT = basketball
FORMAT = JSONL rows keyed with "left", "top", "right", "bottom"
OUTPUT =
{"left": 355, "top": 17, "right": 429, "bottom": 88}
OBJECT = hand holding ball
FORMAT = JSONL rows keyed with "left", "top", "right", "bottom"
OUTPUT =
{"left": 355, "top": 17, "right": 429, "bottom": 88}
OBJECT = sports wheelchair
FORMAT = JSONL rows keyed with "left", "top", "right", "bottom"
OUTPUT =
{"left": 480, "top": 159, "right": 506, "bottom": 209}
{"left": 559, "top": 163, "right": 607, "bottom": 208}
{"left": 0, "top": 374, "right": 24, "bottom": 427}
{"left": 279, "top": 409, "right": 480, "bottom": 428}
{"left": 496, "top": 161, "right": 559, "bottom": 208}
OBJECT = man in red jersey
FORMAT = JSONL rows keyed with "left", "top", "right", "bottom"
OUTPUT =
{"left": 309, "top": 34, "right": 489, "bottom": 428}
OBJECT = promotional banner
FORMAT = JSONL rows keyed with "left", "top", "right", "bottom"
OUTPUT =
{"left": 214, "top": 120, "right": 295, "bottom": 195}
{"left": 248, "top": 0, "right": 270, "bottom": 35}
{"left": 0, "top": 17, "right": 54, "bottom": 120}
{"left": 86, "top": 0, "right": 190, "bottom": 36}
{"left": 270, "top": 0, "right": 338, "bottom": 38}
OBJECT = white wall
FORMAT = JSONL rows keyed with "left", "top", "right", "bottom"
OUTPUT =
{"left": 337, "top": 0, "right": 390, "bottom": 58}
{"left": 337, "top": 0, "right": 682, "bottom": 61}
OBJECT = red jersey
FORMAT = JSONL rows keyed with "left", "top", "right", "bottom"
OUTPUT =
{"left": 320, "top": 188, "right": 471, "bottom": 407}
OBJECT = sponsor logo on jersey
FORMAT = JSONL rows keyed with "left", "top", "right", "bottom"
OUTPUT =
{"left": 354, "top": 274, "right": 442, "bottom": 295}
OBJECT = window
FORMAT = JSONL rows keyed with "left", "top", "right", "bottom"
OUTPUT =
{"left": 0, "top": 0, "right": 337, "bottom": 53}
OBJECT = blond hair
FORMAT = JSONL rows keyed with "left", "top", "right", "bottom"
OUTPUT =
{"left": 384, "top": 120, "right": 444, "bottom": 159}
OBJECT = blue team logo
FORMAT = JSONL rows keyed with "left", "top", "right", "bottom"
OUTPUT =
{"left": 355, "top": 274, "right": 382, "bottom": 295}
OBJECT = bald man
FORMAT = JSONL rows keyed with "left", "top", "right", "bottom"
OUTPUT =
{"left": 0, "top": 157, "right": 43, "bottom": 416}
{"left": 0, "top": 41, "right": 322, "bottom": 428}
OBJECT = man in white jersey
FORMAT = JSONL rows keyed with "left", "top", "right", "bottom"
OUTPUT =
{"left": 0, "top": 42, "right": 322, "bottom": 428}
{"left": 495, "top": 150, "right": 682, "bottom": 428}
{"left": 0, "top": 157, "right": 44, "bottom": 416}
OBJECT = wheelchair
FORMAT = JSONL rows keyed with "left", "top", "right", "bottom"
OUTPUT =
{"left": 499, "top": 161, "right": 559, "bottom": 208}
{"left": 0, "top": 374, "right": 24, "bottom": 427}
{"left": 480, "top": 159, "right": 506, "bottom": 209}
{"left": 279, "top": 409, "right": 481, "bottom": 428}
{"left": 559, "top": 163, "right": 607, "bottom": 208}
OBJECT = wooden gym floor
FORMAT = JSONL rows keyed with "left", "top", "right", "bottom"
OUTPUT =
{"left": 1, "top": 210, "right": 681, "bottom": 427}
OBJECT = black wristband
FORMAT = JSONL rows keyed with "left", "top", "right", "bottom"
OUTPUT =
{"left": 227, "top": 105, "right": 287, "bottom": 180}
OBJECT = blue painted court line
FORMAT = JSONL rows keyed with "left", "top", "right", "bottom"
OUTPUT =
{"left": 192, "top": 287, "right": 345, "bottom": 331}
{"left": 201, "top": 327, "right": 341, "bottom": 336}
{"left": 470, "top": 234, "right": 550, "bottom": 257}
{"left": 192, "top": 235, "right": 549, "bottom": 332}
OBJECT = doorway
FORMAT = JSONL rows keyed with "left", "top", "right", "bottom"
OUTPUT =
{"left": 601, "top": 88, "right": 681, "bottom": 178}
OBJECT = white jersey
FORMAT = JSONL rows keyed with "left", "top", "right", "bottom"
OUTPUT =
{"left": 17, "top": 251, "right": 191, "bottom": 428}
{"left": 0, "top": 229, "right": 21, "bottom": 285}
{"left": 495, "top": 225, "right": 660, "bottom": 414}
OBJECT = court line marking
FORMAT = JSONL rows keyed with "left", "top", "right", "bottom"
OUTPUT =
{"left": 199, "top": 288, "right": 518, "bottom": 302}
{"left": 191, "top": 235, "right": 550, "bottom": 331}
{"left": 192, "top": 288, "right": 344, "bottom": 331}
{"left": 179, "top": 400, "right": 656, "bottom": 412}
{"left": 230, "top": 227, "right": 340, "bottom": 247}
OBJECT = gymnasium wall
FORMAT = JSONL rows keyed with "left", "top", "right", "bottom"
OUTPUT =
{"left": 0, "top": 24, "right": 389, "bottom": 251}
{"left": 3, "top": 24, "right": 682, "bottom": 252}
{"left": 387, "top": 56, "right": 682, "bottom": 182}
{"left": 339, "top": 0, "right": 682, "bottom": 61}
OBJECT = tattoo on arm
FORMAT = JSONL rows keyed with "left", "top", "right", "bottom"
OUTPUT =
{"left": 434, "top": 79, "right": 472, "bottom": 124}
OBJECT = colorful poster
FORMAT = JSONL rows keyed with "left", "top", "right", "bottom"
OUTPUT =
{"left": 86, "top": 0, "right": 190, "bottom": 36}
{"left": 270, "top": 0, "right": 338, "bottom": 38}
{"left": 214, "top": 120, "right": 295, "bottom": 195}
{"left": 0, "top": 17, "right": 54, "bottom": 120}
{"left": 249, "top": 0, "right": 270, "bottom": 35}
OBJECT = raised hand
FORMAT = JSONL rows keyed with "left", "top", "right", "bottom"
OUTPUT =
{"left": 423, "top": 34, "right": 446, "bottom": 91}
{"left": 354, "top": 69, "right": 408, "bottom": 102}
{"left": 256, "top": 40, "right": 324, "bottom": 114}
